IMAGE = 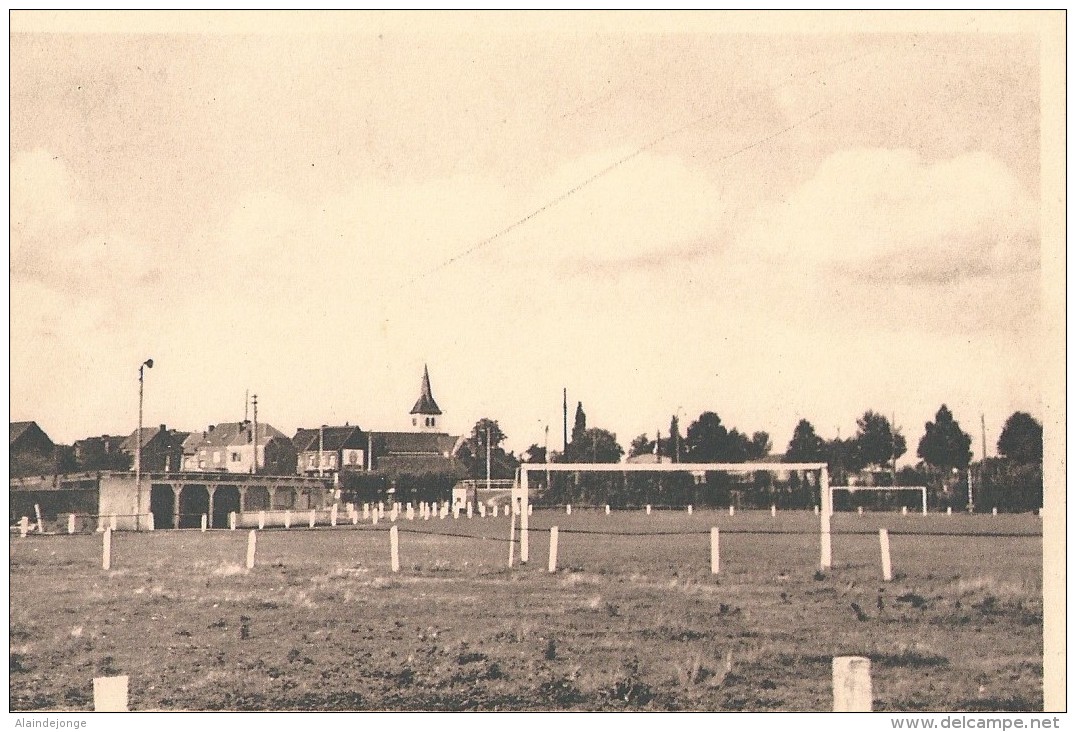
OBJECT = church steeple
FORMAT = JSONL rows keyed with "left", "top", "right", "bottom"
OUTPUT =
{"left": 410, "top": 364, "right": 442, "bottom": 431}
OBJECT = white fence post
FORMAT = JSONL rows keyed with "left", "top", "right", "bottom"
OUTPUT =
{"left": 68, "top": 513, "right": 76, "bottom": 535}
{"left": 229, "top": 511, "right": 237, "bottom": 530}
{"left": 19, "top": 516, "right": 29, "bottom": 538}
{"left": 390, "top": 525, "right": 400, "bottom": 573}
{"left": 284, "top": 509, "right": 291, "bottom": 529}
{"left": 308, "top": 510, "right": 316, "bottom": 528}
{"left": 201, "top": 514, "right": 208, "bottom": 533}
{"left": 258, "top": 511, "right": 266, "bottom": 530}
{"left": 832, "top": 656, "right": 872, "bottom": 711}
{"left": 246, "top": 530, "right": 257, "bottom": 569}
{"left": 93, "top": 675, "right": 129, "bottom": 712}
{"left": 507, "top": 512, "right": 517, "bottom": 568}
{"left": 34, "top": 504, "right": 44, "bottom": 533}
{"left": 902, "top": 506, "right": 908, "bottom": 516}
{"left": 548, "top": 526, "right": 559, "bottom": 572}
{"left": 331, "top": 505, "right": 338, "bottom": 527}
{"left": 646, "top": 504, "right": 651, "bottom": 515}
{"left": 605, "top": 504, "right": 611, "bottom": 515}
{"left": 687, "top": 505, "right": 692, "bottom": 515}
{"left": 771, "top": 505, "right": 776, "bottom": 517}
{"left": 710, "top": 527, "right": 720, "bottom": 575}
{"left": 879, "top": 529, "right": 893, "bottom": 582}
{"left": 728, "top": 506, "right": 734, "bottom": 517}
{"left": 102, "top": 528, "right": 112, "bottom": 570}
{"left": 566, "top": 504, "right": 572, "bottom": 515}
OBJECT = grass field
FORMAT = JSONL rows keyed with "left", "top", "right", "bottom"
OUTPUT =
{"left": 9, "top": 509, "right": 1043, "bottom": 711}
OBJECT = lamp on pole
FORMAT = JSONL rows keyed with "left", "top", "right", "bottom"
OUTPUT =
{"left": 136, "top": 358, "right": 154, "bottom": 531}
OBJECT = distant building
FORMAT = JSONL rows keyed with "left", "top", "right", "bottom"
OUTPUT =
{"left": 182, "top": 421, "right": 297, "bottom": 475}
{"left": 120, "top": 424, "right": 189, "bottom": 473}
{"left": 9, "top": 421, "right": 57, "bottom": 477}
{"left": 73, "top": 434, "right": 130, "bottom": 471}
{"left": 366, "top": 365, "right": 466, "bottom": 475}
{"left": 293, "top": 425, "right": 367, "bottom": 476}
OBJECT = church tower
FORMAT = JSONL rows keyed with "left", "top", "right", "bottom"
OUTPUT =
{"left": 410, "top": 364, "right": 443, "bottom": 432}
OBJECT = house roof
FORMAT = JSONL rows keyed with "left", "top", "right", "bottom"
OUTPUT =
{"left": 409, "top": 365, "right": 442, "bottom": 416}
{"left": 121, "top": 426, "right": 189, "bottom": 453}
{"left": 186, "top": 422, "right": 288, "bottom": 451}
{"left": 10, "top": 421, "right": 40, "bottom": 445}
{"left": 293, "top": 426, "right": 365, "bottom": 453}
{"left": 370, "top": 431, "right": 460, "bottom": 456}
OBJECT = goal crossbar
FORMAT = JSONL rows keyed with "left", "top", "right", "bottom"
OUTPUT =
{"left": 520, "top": 462, "right": 828, "bottom": 474}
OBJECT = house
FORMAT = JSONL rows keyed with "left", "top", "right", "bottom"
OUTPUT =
{"left": 292, "top": 425, "right": 367, "bottom": 476}
{"left": 120, "top": 424, "right": 189, "bottom": 473}
{"left": 10, "top": 421, "right": 57, "bottom": 477}
{"left": 183, "top": 421, "right": 297, "bottom": 475}
{"left": 73, "top": 434, "right": 130, "bottom": 471}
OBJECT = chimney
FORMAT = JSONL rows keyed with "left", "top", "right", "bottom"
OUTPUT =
{"left": 208, "top": 425, "right": 215, "bottom": 433}
{"left": 160, "top": 424, "right": 167, "bottom": 433}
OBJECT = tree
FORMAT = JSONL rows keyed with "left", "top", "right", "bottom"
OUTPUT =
{"left": 748, "top": 431, "right": 772, "bottom": 460}
{"left": 668, "top": 415, "right": 683, "bottom": 462}
{"left": 461, "top": 418, "right": 512, "bottom": 479}
{"left": 523, "top": 444, "right": 547, "bottom": 463}
{"left": 470, "top": 418, "right": 506, "bottom": 452}
{"left": 575, "top": 428, "right": 623, "bottom": 463}
{"left": 684, "top": 412, "right": 729, "bottom": 463}
{"left": 786, "top": 419, "right": 826, "bottom": 462}
{"left": 571, "top": 402, "right": 587, "bottom": 446}
{"left": 851, "top": 411, "right": 906, "bottom": 471}
{"left": 997, "top": 412, "right": 1043, "bottom": 464}
{"left": 917, "top": 405, "right": 972, "bottom": 471}
{"left": 628, "top": 433, "right": 655, "bottom": 459}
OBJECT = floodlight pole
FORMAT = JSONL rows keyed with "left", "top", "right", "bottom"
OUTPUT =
{"left": 136, "top": 358, "right": 154, "bottom": 532}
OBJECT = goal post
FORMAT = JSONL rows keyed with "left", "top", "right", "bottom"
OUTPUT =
{"left": 517, "top": 461, "right": 831, "bottom": 568}
{"left": 828, "top": 485, "right": 928, "bottom": 516}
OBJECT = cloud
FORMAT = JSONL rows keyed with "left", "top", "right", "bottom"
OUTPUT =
{"left": 741, "top": 148, "right": 1037, "bottom": 276}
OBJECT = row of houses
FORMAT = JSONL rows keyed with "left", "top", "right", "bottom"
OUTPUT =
{"left": 11, "top": 366, "right": 468, "bottom": 481}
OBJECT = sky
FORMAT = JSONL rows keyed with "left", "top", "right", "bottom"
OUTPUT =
{"left": 8, "top": 13, "right": 1058, "bottom": 462}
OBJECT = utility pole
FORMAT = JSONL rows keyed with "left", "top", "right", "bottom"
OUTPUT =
{"left": 544, "top": 424, "right": 550, "bottom": 491}
{"left": 981, "top": 413, "right": 987, "bottom": 461}
{"left": 251, "top": 394, "right": 259, "bottom": 475}
{"left": 319, "top": 424, "right": 325, "bottom": 478}
{"left": 135, "top": 358, "right": 153, "bottom": 531}
{"left": 562, "top": 388, "right": 568, "bottom": 453}
{"left": 244, "top": 389, "right": 249, "bottom": 422}
{"left": 485, "top": 426, "right": 491, "bottom": 493}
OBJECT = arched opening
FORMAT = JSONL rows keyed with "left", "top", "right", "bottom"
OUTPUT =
{"left": 213, "top": 486, "right": 240, "bottom": 528}
{"left": 244, "top": 486, "right": 270, "bottom": 512}
{"left": 178, "top": 484, "right": 210, "bottom": 529}
{"left": 150, "top": 484, "right": 175, "bottom": 530}
{"left": 272, "top": 487, "right": 295, "bottom": 510}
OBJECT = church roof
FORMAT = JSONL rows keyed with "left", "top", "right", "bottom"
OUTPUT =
{"left": 409, "top": 365, "right": 442, "bottom": 415}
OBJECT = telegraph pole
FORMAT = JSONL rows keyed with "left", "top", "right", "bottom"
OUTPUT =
{"left": 135, "top": 358, "right": 153, "bottom": 531}
{"left": 485, "top": 426, "right": 491, "bottom": 493}
{"left": 251, "top": 394, "right": 259, "bottom": 475}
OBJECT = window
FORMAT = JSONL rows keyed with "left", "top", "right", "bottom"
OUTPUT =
{"left": 198, "top": 459, "right": 206, "bottom": 469}
{"left": 412, "top": 417, "right": 417, "bottom": 426}
{"left": 231, "top": 452, "right": 241, "bottom": 462}
{"left": 308, "top": 455, "right": 316, "bottom": 467}
{"left": 329, "top": 454, "right": 337, "bottom": 468}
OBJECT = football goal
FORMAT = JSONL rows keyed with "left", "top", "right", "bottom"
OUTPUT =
{"left": 828, "top": 485, "right": 927, "bottom": 516}
{"left": 515, "top": 461, "right": 833, "bottom": 568}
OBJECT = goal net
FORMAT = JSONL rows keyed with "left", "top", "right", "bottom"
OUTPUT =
{"left": 828, "top": 485, "right": 928, "bottom": 515}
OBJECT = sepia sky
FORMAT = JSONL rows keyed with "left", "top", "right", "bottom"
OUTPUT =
{"left": 8, "top": 12, "right": 1055, "bottom": 459}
